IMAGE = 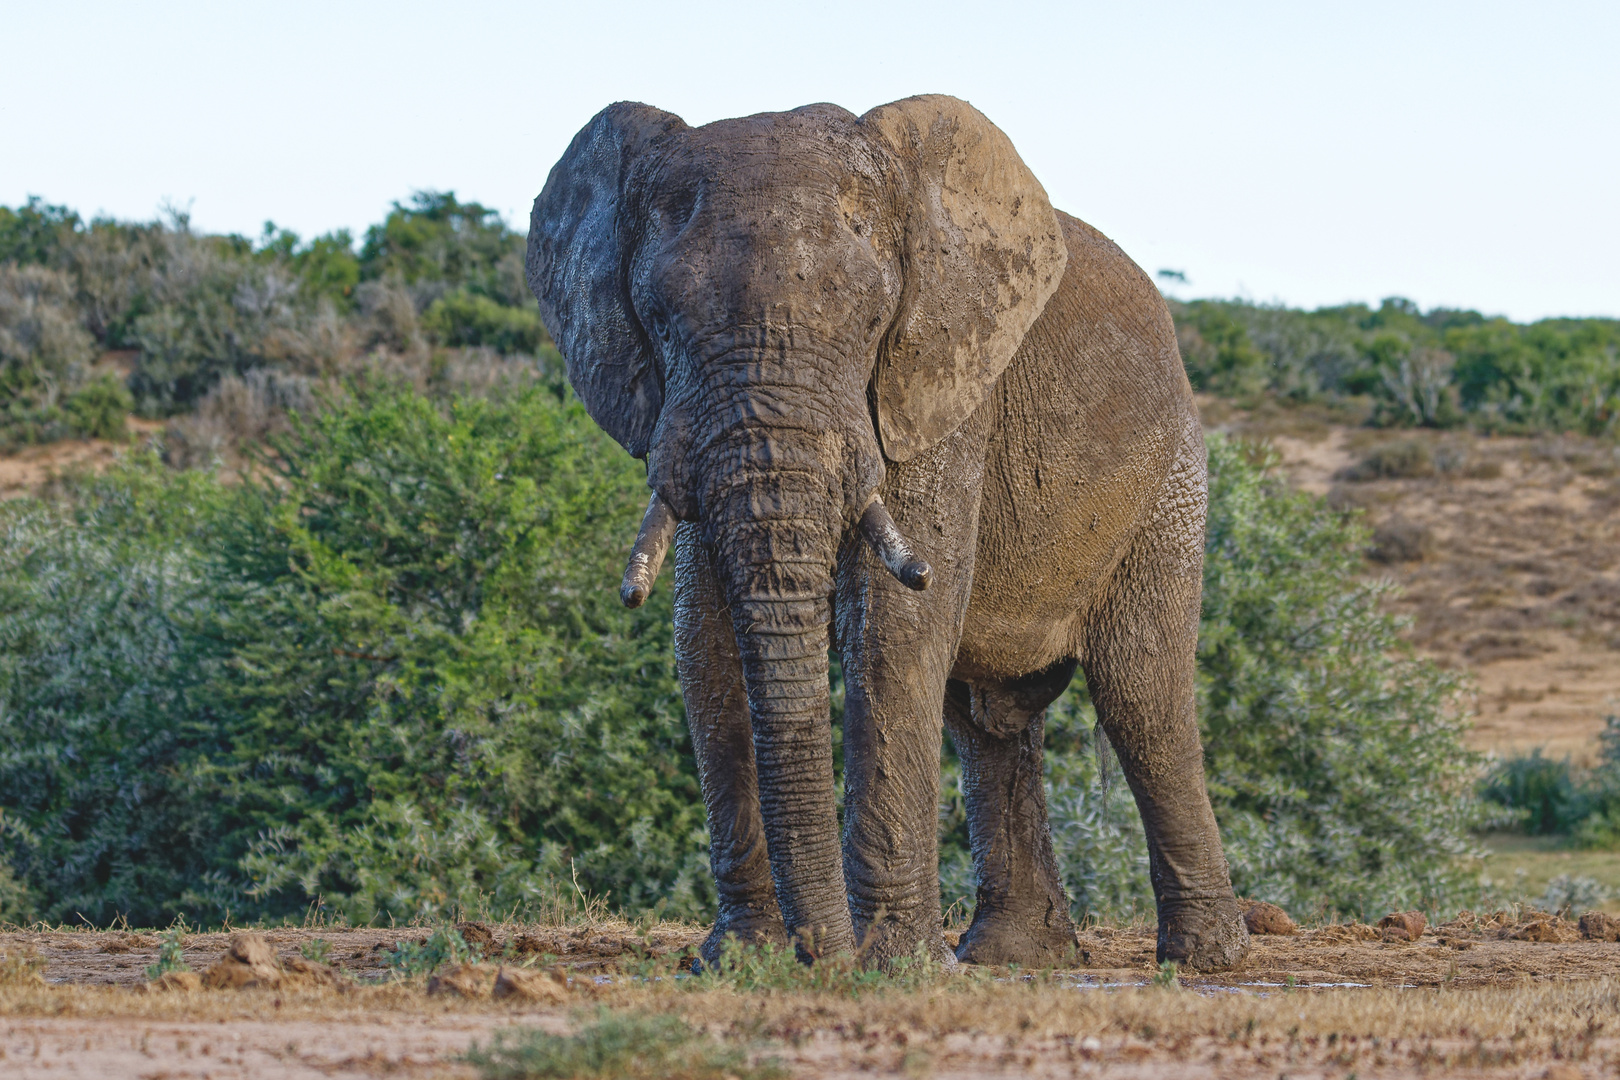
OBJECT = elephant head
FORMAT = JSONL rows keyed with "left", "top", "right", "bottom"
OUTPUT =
{"left": 527, "top": 95, "right": 1066, "bottom": 954}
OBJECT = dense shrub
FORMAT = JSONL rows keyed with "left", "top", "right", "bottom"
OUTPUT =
{"left": 422, "top": 290, "right": 548, "bottom": 354}
{"left": 0, "top": 383, "right": 706, "bottom": 926}
{"left": 0, "top": 264, "right": 100, "bottom": 446}
{"left": 358, "top": 191, "right": 526, "bottom": 305}
{"left": 0, "top": 411, "right": 1496, "bottom": 927}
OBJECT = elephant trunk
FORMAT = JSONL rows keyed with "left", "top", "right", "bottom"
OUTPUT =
{"left": 695, "top": 419, "right": 857, "bottom": 960}
{"left": 728, "top": 583, "right": 853, "bottom": 959}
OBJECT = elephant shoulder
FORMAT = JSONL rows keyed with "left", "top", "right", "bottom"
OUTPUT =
{"left": 1012, "top": 210, "right": 1188, "bottom": 413}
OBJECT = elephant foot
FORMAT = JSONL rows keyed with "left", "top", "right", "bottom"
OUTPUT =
{"left": 954, "top": 904, "right": 1077, "bottom": 968}
{"left": 1156, "top": 896, "right": 1250, "bottom": 972}
{"left": 854, "top": 913, "right": 958, "bottom": 972}
{"left": 697, "top": 907, "right": 790, "bottom": 971}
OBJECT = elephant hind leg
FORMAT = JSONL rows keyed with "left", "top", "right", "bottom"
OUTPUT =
{"left": 1082, "top": 426, "right": 1249, "bottom": 972}
{"left": 945, "top": 662, "right": 1080, "bottom": 967}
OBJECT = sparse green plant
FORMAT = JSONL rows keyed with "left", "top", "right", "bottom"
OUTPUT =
{"left": 464, "top": 1010, "right": 785, "bottom": 1080}
{"left": 1152, "top": 960, "right": 1180, "bottom": 989}
{"left": 1532, "top": 874, "right": 1610, "bottom": 917}
{"left": 385, "top": 924, "right": 474, "bottom": 978}
{"left": 299, "top": 937, "right": 332, "bottom": 964}
{"left": 144, "top": 923, "right": 190, "bottom": 980}
{"left": 694, "top": 935, "right": 944, "bottom": 996}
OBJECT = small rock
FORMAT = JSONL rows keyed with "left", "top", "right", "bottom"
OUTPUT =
{"left": 491, "top": 966, "right": 567, "bottom": 1003}
{"left": 426, "top": 962, "right": 495, "bottom": 998}
{"left": 1078, "top": 1036, "right": 1102, "bottom": 1055}
{"left": 1578, "top": 911, "right": 1620, "bottom": 942}
{"left": 456, "top": 921, "right": 497, "bottom": 957}
{"left": 1241, "top": 900, "right": 1297, "bottom": 936}
{"left": 147, "top": 970, "right": 202, "bottom": 993}
{"left": 202, "top": 932, "right": 283, "bottom": 989}
{"left": 1377, "top": 911, "right": 1427, "bottom": 942}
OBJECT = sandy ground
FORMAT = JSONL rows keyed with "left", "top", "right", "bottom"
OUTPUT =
{"left": 3, "top": 922, "right": 1620, "bottom": 1078}
{"left": 0, "top": 1014, "right": 502, "bottom": 1079}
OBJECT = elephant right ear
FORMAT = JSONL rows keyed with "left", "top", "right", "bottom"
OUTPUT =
{"left": 527, "top": 103, "right": 687, "bottom": 458}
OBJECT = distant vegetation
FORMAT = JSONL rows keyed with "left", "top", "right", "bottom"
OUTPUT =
{"left": 1481, "top": 729, "right": 1620, "bottom": 849}
{"left": 1174, "top": 297, "right": 1620, "bottom": 435}
{"left": 0, "top": 192, "right": 550, "bottom": 457}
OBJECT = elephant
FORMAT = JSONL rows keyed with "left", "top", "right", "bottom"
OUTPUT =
{"left": 525, "top": 94, "right": 1250, "bottom": 973}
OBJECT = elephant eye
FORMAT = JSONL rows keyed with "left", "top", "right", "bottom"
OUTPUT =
{"left": 648, "top": 312, "right": 671, "bottom": 343}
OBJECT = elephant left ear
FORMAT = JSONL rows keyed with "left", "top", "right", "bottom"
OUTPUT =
{"left": 860, "top": 96, "right": 1068, "bottom": 462}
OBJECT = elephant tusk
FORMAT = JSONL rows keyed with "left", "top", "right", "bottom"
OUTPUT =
{"left": 621, "top": 492, "right": 678, "bottom": 608}
{"left": 858, "top": 495, "right": 932, "bottom": 591}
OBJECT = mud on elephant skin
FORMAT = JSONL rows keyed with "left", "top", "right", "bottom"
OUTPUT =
{"left": 525, "top": 95, "right": 1249, "bottom": 972}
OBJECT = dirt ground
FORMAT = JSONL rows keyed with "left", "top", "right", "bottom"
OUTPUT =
{"left": 3, "top": 920, "right": 1620, "bottom": 1078}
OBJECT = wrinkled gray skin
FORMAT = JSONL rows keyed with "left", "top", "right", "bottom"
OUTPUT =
{"left": 526, "top": 95, "right": 1250, "bottom": 972}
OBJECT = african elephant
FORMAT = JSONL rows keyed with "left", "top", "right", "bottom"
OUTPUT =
{"left": 525, "top": 95, "right": 1250, "bottom": 972}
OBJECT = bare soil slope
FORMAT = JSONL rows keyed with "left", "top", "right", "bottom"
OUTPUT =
{"left": 1204, "top": 397, "right": 1620, "bottom": 762}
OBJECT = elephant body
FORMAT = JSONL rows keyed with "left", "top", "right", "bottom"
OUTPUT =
{"left": 527, "top": 96, "right": 1250, "bottom": 971}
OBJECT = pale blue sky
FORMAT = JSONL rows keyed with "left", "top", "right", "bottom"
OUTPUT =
{"left": 3, "top": 0, "right": 1615, "bottom": 321}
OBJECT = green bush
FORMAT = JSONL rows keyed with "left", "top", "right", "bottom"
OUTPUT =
{"left": 0, "top": 198, "right": 80, "bottom": 267}
{"left": 423, "top": 290, "right": 548, "bottom": 354}
{"left": 0, "top": 264, "right": 100, "bottom": 446}
{"left": 62, "top": 373, "right": 132, "bottom": 440}
{"left": 1480, "top": 750, "right": 1586, "bottom": 835}
{"left": 359, "top": 191, "right": 525, "bottom": 303}
{"left": 256, "top": 224, "right": 361, "bottom": 307}
{"left": 1482, "top": 717, "right": 1620, "bottom": 849}
{"left": 0, "top": 383, "right": 708, "bottom": 926}
{"left": 0, "top": 405, "right": 1496, "bottom": 927}
{"left": 0, "top": 194, "right": 546, "bottom": 433}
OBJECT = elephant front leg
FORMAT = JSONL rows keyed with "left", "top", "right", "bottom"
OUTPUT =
{"left": 673, "top": 525, "right": 788, "bottom": 966}
{"left": 944, "top": 665, "right": 1080, "bottom": 967}
{"left": 837, "top": 592, "right": 960, "bottom": 970}
{"left": 835, "top": 435, "right": 988, "bottom": 970}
